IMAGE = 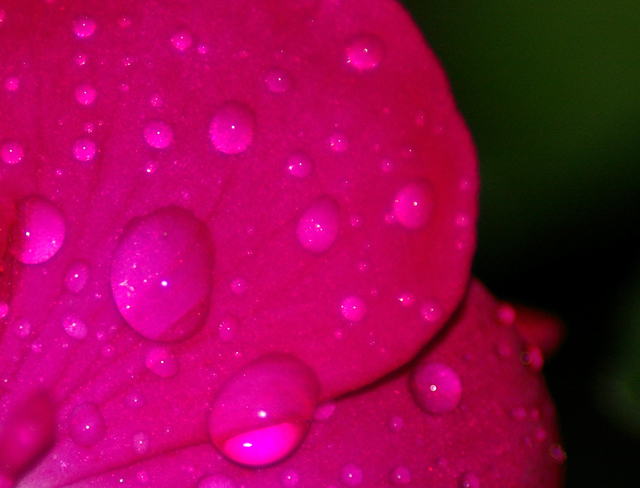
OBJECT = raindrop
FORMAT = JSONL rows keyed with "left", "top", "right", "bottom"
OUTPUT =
{"left": 280, "top": 469, "right": 299, "bottom": 487}
{"left": 397, "top": 292, "right": 415, "bottom": 307}
{"left": 64, "top": 261, "right": 90, "bottom": 293}
{"left": 73, "top": 137, "right": 96, "bottom": 162}
{"left": 381, "top": 158, "right": 394, "bottom": 173}
{"left": 1, "top": 140, "right": 24, "bottom": 164}
{"left": 265, "top": 69, "right": 292, "bottom": 93}
{"left": 208, "top": 353, "right": 320, "bottom": 467}
{"left": 520, "top": 345, "right": 544, "bottom": 372}
{"left": 218, "top": 317, "right": 237, "bottom": 342}
{"left": 314, "top": 400, "right": 336, "bottom": 421}
{"left": 328, "top": 131, "right": 349, "bottom": 152}
{"left": 341, "top": 464, "right": 363, "bottom": 487}
{"left": 410, "top": 362, "right": 462, "bottom": 414}
{"left": 388, "top": 415, "right": 404, "bottom": 432}
{"left": 197, "top": 474, "right": 236, "bottom": 488}
{"left": 296, "top": 196, "right": 339, "bottom": 254}
{"left": 13, "top": 318, "right": 31, "bottom": 338}
{"left": 171, "top": 31, "right": 192, "bottom": 51}
{"left": 458, "top": 471, "right": 480, "bottom": 488}
{"left": 340, "top": 296, "right": 367, "bottom": 322}
{"left": 110, "top": 207, "right": 215, "bottom": 342}
{"left": 4, "top": 76, "right": 19, "bottom": 91}
{"left": 210, "top": 101, "right": 255, "bottom": 155}
{"left": 9, "top": 196, "right": 65, "bottom": 264}
{"left": 390, "top": 466, "right": 411, "bottom": 486}
{"left": 145, "top": 346, "right": 178, "bottom": 378}
{"left": 144, "top": 121, "right": 173, "bottom": 149}
{"left": 69, "top": 402, "right": 106, "bottom": 447}
{"left": 72, "top": 16, "right": 97, "bottom": 38}
{"left": 75, "top": 84, "right": 96, "bottom": 105}
{"left": 286, "top": 152, "right": 314, "bottom": 178}
{"left": 345, "top": 34, "right": 384, "bottom": 71}
{"left": 62, "top": 313, "right": 88, "bottom": 340}
{"left": 133, "top": 431, "right": 150, "bottom": 454}
{"left": 393, "top": 182, "right": 434, "bottom": 230}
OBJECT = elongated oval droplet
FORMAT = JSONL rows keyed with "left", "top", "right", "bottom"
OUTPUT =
{"left": 69, "top": 402, "right": 106, "bottom": 447}
{"left": 209, "top": 353, "right": 320, "bottom": 467}
{"left": 9, "top": 196, "right": 65, "bottom": 264}
{"left": 210, "top": 101, "right": 255, "bottom": 155}
{"left": 410, "top": 362, "right": 462, "bottom": 414}
{"left": 393, "top": 181, "right": 434, "bottom": 230}
{"left": 110, "top": 207, "right": 214, "bottom": 342}
{"left": 296, "top": 196, "right": 339, "bottom": 254}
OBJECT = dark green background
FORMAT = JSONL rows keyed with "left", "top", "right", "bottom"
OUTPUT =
{"left": 400, "top": 1, "right": 640, "bottom": 486}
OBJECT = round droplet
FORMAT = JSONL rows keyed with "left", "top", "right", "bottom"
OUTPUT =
{"left": 393, "top": 182, "right": 434, "bottom": 230}
{"left": 64, "top": 261, "right": 90, "bottom": 293}
{"left": 410, "top": 362, "right": 462, "bottom": 414}
{"left": 345, "top": 34, "right": 384, "bottom": 71}
{"left": 13, "top": 318, "right": 31, "bottom": 338}
{"left": 280, "top": 469, "right": 299, "bottom": 487}
{"left": 62, "top": 313, "right": 88, "bottom": 340}
{"left": 72, "top": 16, "right": 97, "bottom": 38}
{"left": 69, "top": 402, "right": 106, "bottom": 447}
{"left": 145, "top": 346, "right": 178, "bottom": 378}
{"left": 110, "top": 207, "right": 215, "bottom": 342}
{"left": 286, "top": 152, "right": 314, "bottom": 178}
{"left": 388, "top": 415, "right": 404, "bottom": 432}
{"left": 549, "top": 444, "right": 567, "bottom": 463}
{"left": 150, "top": 93, "right": 163, "bottom": 108}
{"left": 75, "top": 84, "right": 96, "bottom": 105}
{"left": 133, "top": 431, "right": 150, "bottom": 454}
{"left": 4, "top": 76, "right": 19, "bottom": 91}
{"left": 458, "top": 471, "right": 480, "bottom": 488}
{"left": 197, "top": 474, "right": 236, "bottom": 488}
{"left": 1, "top": 140, "right": 24, "bottom": 164}
{"left": 136, "top": 470, "right": 149, "bottom": 484}
{"left": 171, "top": 31, "right": 192, "bottom": 51}
{"left": 420, "top": 300, "right": 443, "bottom": 323}
{"left": 73, "top": 137, "right": 96, "bottom": 162}
{"left": 230, "top": 277, "right": 247, "bottom": 295}
{"left": 265, "top": 69, "right": 292, "bottom": 93}
{"left": 313, "top": 401, "right": 336, "bottom": 421}
{"left": 209, "top": 353, "right": 320, "bottom": 467}
{"left": 9, "top": 196, "right": 65, "bottom": 264}
{"left": 118, "top": 15, "right": 132, "bottom": 28}
{"left": 390, "top": 466, "right": 411, "bottom": 486}
{"left": 341, "top": 464, "right": 363, "bottom": 487}
{"left": 397, "top": 292, "right": 415, "bottom": 307}
{"left": 144, "top": 121, "right": 173, "bottom": 149}
{"left": 210, "top": 101, "right": 255, "bottom": 155}
{"left": 340, "top": 296, "right": 367, "bottom": 322}
{"left": 328, "top": 131, "right": 349, "bottom": 152}
{"left": 296, "top": 196, "right": 339, "bottom": 254}
{"left": 520, "top": 345, "right": 544, "bottom": 372}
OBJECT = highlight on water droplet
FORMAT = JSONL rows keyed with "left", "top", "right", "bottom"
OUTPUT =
{"left": 420, "top": 300, "right": 443, "bottom": 323}
{"left": 110, "top": 207, "right": 215, "bottom": 342}
{"left": 171, "top": 31, "right": 192, "bottom": 51}
{"left": 410, "top": 361, "right": 462, "bottom": 414}
{"left": 75, "top": 84, "right": 96, "bottom": 105}
{"left": 458, "top": 471, "right": 480, "bottom": 488}
{"left": 265, "top": 69, "right": 292, "bottom": 93}
{"left": 69, "top": 402, "right": 106, "bottom": 447}
{"left": 72, "top": 15, "right": 97, "bottom": 38}
{"left": 4, "top": 76, "right": 19, "bottom": 91}
{"left": 313, "top": 400, "right": 336, "bottom": 421}
{"left": 341, "top": 463, "right": 363, "bottom": 487}
{"left": 73, "top": 137, "right": 97, "bottom": 162}
{"left": 296, "top": 196, "right": 340, "bottom": 254}
{"left": 145, "top": 346, "right": 178, "bottom": 378}
{"left": 340, "top": 295, "right": 367, "bottom": 322}
{"left": 388, "top": 415, "right": 404, "bottom": 432}
{"left": 144, "top": 120, "right": 173, "bottom": 149}
{"left": 210, "top": 101, "right": 255, "bottom": 155}
{"left": 393, "top": 181, "right": 434, "bottom": 230}
{"left": 280, "top": 469, "right": 299, "bottom": 487}
{"left": 9, "top": 196, "right": 65, "bottom": 264}
{"left": 286, "top": 152, "right": 314, "bottom": 178}
{"left": 197, "top": 474, "right": 237, "bottom": 488}
{"left": 208, "top": 353, "right": 320, "bottom": 467}
{"left": 62, "top": 313, "right": 88, "bottom": 340}
{"left": 0, "top": 140, "right": 24, "bottom": 164}
{"left": 390, "top": 466, "right": 411, "bottom": 486}
{"left": 345, "top": 34, "right": 384, "bottom": 71}
{"left": 64, "top": 261, "right": 90, "bottom": 293}
{"left": 327, "top": 131, "right": 349, "bottom": 152}
{"left": 0, "top": 302, "right": 8, "bottom": 319}
{"left": 133, "top": 431, "right": 150, "bottom": 454}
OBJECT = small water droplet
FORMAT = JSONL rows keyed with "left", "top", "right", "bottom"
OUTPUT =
{"left": 327, "top": 131, "right": 349, "bottom": 152}
{"left": 101, "top": 344, "right": 115, "bottom": 358}
{"left": 280, "top": 469, "right": 299, "bottom": 487}
{"left": 230, "top": 277, "right": 247, "bottom": 295}
{"left": 210, "top": 101, "right": 255, "bottom": 155}
{"left": 9, "top": 196, "right": 65, "bottom": 264}
{"left": 314, "top": 400, "right": 336, "bottom": 421}
{"left": 171, "top": 31, "right": 192, "bottom": 51}
{"left": 397, "top": 292, "right": 415, "bottom": 307}
{"left": 73, "top": 137, "right": 96, "bottom": 162}
{"left": 84, "top": 122, "right": 95, "bottom": 134}
{"left": 286, "top": 152, "right": 314, "bottom": 178}
{"left": 197, "top": 44, "right": 209, "bottom": 54}
{"left": 510, "top": 406, "right": 527, "bottom": 421}
{"left": 388, "top": 415, "right": 404, "bottom": 432}
{"left": 296, "top": 196, "right": 340, "bottom": 254}
{"left": 110, "top": 207, "right": 215, "bottom": 342}
{"left": 72, "top": 16, "right": 97, "bottom": 38}
{"left": 458, "top": 471, "right": 480, "bottom": 488}
{"left": 265, "top": 69, "right": 292, "bottom": 93}
{"left": 390, "top": 466, "right": 411, "bottom": 486}
{"left": 133, "top": 431, "right": 150, "bottom": 454}
{"left": 13, "top": 318, "right": 31, "bottom": 338}
{"left": 340, "top": 296, "right": 367, "bottom": 322}
{"left": 144, "top": 121, "right": 173, "bottom": 149}
{"left": 64, "top": 261, "right": 90, "bottom": 293}
{"left": 218, "top": 317, "right": 238, "bottom": 342}
{"left": 209, "top": 353, "right": 320, "bottom": 467}
{"left": 420, "top": 300, "right": 443, "bottom": 323}
{"left": 4, "top": 76, "right": 19, "bottom": 91}
{"left": 74, "top": 52, "right": 88, "bottom": 66}
{"left": 150, "top": 93, "right": 163, "bottom": 108}
{"left": 341, "top": 464, "right": 363, "bottom": 487}
{"left": 118, "top": 15, "right": 132, "bottom": 28}
{"left": 125, "top": 392, "right": 146, "bottom": 409}
{"left": 496, "top": 302, "right": 516, "bottom": 327}
{"left": 393, "top": 182, "right": 434, "bottom": 230}
{"left": 345, "top": 34, "right": 383, "bottom": 71}
{"left": 410, "top": 362, "right": 462, "bottom": 414}
{"left": 549, "top": 444, "right": 567, "bottom": 463}
{"left": 455, "top": 213, "right": 471, "bottom": 228}
{"left": 74, "top": 84, "right": 96, "bottom": 105}
{"left": 197, "top": 474, "right": 237, "bottom": 488}
{"left": 1, "top": 140, "right": 24, "bottom": 164}
{"left": 381, "top": 158, "right": 394, "bottom": 173}
{"left": 0, "top": 302, "right": 8, "bottom": 319}
{"left": 145, "top": 346, "right": 178, "bottom": 378}
{"left": 69, "top": 402, "right": 106, "bottom": 447}
{"left": 62, "top": 313, "right": 88, "bottom": 340}
{"left": 520, "top": 345, "right": 544, "bottom": 372}
{"left": 136, "top": 470, "right": 149, "bottom": 484}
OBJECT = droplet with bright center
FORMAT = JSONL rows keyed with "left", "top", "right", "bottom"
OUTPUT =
{"left": 393, "top": 181, "right": 434, "bottom": 230}
{"left": 296, "top": 196, "right": 340, "bottom": 254}
{"left": 410, "top": 361, "right": 462, "bottom": 414}
{"left": 210, "top": 101, "right": 255, "bottom": 155}
{"left": 144, "top": 121, "right": 173, "bottom": 149}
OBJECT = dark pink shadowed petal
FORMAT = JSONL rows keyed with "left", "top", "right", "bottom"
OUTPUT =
{"left": 512, "top": 305, "right": 566, "bottom": 359}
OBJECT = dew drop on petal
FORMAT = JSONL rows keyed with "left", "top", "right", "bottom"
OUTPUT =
{"left": 75, "top": 84, "right": 96, "bottom": 105}
{"left": 230, "top": 277, "right": 247, "bottom": 295}
{"left": 171, "top": 31, "right": 192, "bottom": 51}
{"left": 340, "top": 296, "right": 367, "bottom": 322}
{"left": 64, "top": 261, "right": 90, "bottom": 293}
{"left": 388, "top": 415, "right": 404, "bottom": 432}
{"left": 393, "top": 182, "right": 434, "bottom": 230}
{"left": 410, "top": 362, "right": 462, "bottom": 414}
{"left": 280, "top": 469, "right": 299, "bottom": 487}
{"left": 74, "top": 52, "right": 88, "bottom": 66}
{"left": 197, "top": 474, "right": 237, "bottom": 488}
{"left": 345, "top": 34, "right": 384, "bottom": 71}
{"left": 420, "top": 300, "right": 443, "bottom": 323}
{"left": 62, "top": 313, "right": 88, "bottom": 340}
{"left": 390, "top": 466, "right": 411, "bottom": 486}
{"left": 218, "top": 317, "right": 237, "bottom": 342}
{"left": 458, "top": 471, "right": 480, "bottom": 488}
{"left": 144, "top": 121, "right": 173, "bottom": 149}
{"left": 9, "top": 196, "right": 65, "bottom": 264}
{"left": 110, "top": 207, "right": 215, "bottom": 342}
{"left": 136, "top": 470, "right": 149, "bottom": 484}
{"left": 4, "top": 76, "right": 19, "bottom": 91}
{"left": 341, "top": 464, "right": 363, "bottom": 487}
{"left": 209, "top": 353, "right": 320, "bottom": 467}
{"left": 69, "top": 402, "right": 106, "bottom": 447}
{"left": 313, "top": 400, "right": 336, "bottom": 421}
{"left": 496, "top": 302, "right": 516, "bottom": 326}
{"left": 296, "top": 196, "right": 339, "bottom": 254}
{"left": 145, "top": 346, "right": 178, "bottom": 378}
{"left": 13, "top": 318, "right": 31, "bottom": 338}
{"left": 1, "top": 140, "right": 24, "bottom": 164}
{"left": 0, "top": 302, "right": 8, "bottom": 319}
{"left": 328, "top": 131, "right": 349, "bottom": 152}
{"left": 133, "top": 431, "right": 150, "bottom": 454}
{"left": 549, "top": 444, "right": 567, "bottom": 463}
{"left": 286, "top": 152, "right": 314, "bottom": 178}
{"left": 72, "top": 16, "right": 97, "bottom": 38}
{"left": 150, "top": 93, "right": 163, "bottom": 108}
{"left": 210, "top": 101, "right": 255, "bottom": 155}
{"left": 73, "top": 138, "right": 96, "bottom": 162}
{"left": 265, "top": 69, "right": 292, "bottom": 93}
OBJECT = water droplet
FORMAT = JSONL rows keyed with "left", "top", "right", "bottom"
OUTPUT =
{"left": 397, "top": 292, "right": 415, "bottom": 307}
{"left": 136, "top": 470, "right": 149, "bottom": 484}
{"left": 458, "top": 471, "right": 480, "bottom": 488}
{"left": 125, "top": 392, "right": 146, "bottom": 409}
{"left": 455, "top": 213, "right": 471, "bottom": 228}
{"left": 69, "top": 402, "right": 106, "bottom": 447}
{"left": 145, "top": 346, "right": 178, "bottom": 378}
{"left": 64, "top": 261, "right": 90, "bottom": 293}
{"left": 314, "top": 400, "right": 336, "bottom": 421}
{"left": 74, "top": 52, "right": 88, "bottom": 66}
{"left": 72, "top": 16, "right": 97, "bottom": 38}
{"left": 75, "top": 84, "right": 96, "bottom": 105}
{"left": 341, "top": 464, "right": 363, "bottom": 487}
{"left": 390, "top": 466, "right": 411, "bottom": 485}
{"left": 520, "top": 345, "right": 544, "bottom": 372}
{"left": 62, "top": 313, "right": 88, "bottom": 340}
{"left": 410, "top": 362, "right": 462, "bottom": 414}
{"left": 420, "top": 300, "right": 443, "bottom": 323}
{"left": 1, "top": 140, "right": 24, "bottom": 164}
{"left": 171, "top": 31, "right": 192, "bottom": 51}
{"left": 133, "top": 431, "right": 150, "bottom": 454}
{"left": 144, "top": 121, "right": 173, "bottom": 149}
{"left": 0, "top": 302, "right": 8, "bottom": 319}
{"left": 84, "top": 122, "right": 95, "bottom": 134}
{"left": 280, "top": 469, "right": 299, "bottom": 487}
{"left": 197, "top": 44, "right": 209, "bottom": 54}
{"left": 209, "top": 353, "right": 320, "bottom": 467}
{"left": 296, "top": 196, "right": 339, "bottom": 254}
{"left": 218, "top": 317, "right": 238, "bottom": 342}
{"left": 9, "top": 196, "right": 65, "bottom": 264}
{"left": 73, "top": 137, "right": 96, "bottom": 162}
{"left": 230, "top": 277, "right": 247, "bottom": 295}
{"left": 381, "top": 158, "right": 394, "bottom": 173}
{"left": 150, "top": 93, "right": 163, "bottom": 108}
{"left": 496, "top": 302, "right": 516, "bottom": 327}
{"left": 393, "top": 182, "right": 434, "bottom": 230}
{"left": 510, "top": 406, "right": 527, "bottom": 421}
{"left": 265, "top": 69, "right": 292, "bottom": 93}
{"left": 286, "top": 152, "right": 314, "bottom": 178}
{"left": 13, "top": 318, "right": 31, "bottom": 338}
{"left": 345, "top": 34, "right": 384, "bottom": 71}
{"left": 4, "top": 76, "right": 19, "bottom": 91}
{"left": 118, "top": 15, "right": 132, "bottom": 28}
{"left": 327, "top": 131, "right": 349, "bottom": 152}
{"left": 549, "top": 444, "right": 566, "bottom": 463}
{"left": 210, "top": 101, "right": 255, "bottom": 155}
{"left": 340, "top": 296, "right": 367, "bottom": 322}
{"left": 197, "top": 474, "right": 236, "bottom": 488}
{"left": 110, "top": 207, "right": 215, "bottom": 342}
{"left": 388, "top": 415, "right": 404, "bottom": 432}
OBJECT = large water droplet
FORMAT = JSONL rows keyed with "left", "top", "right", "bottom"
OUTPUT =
{"left": 1, "top": 140, "right": 24, "bottom": 164}
{"left": 197, "top": 474, "right": 236, "bottom": 488}
{"left": 286, "top": 152, "right": 314, "bottom": 178}
{"left": 265, "top": 69, "right": 292, "bottom": 93}
{"left": 341, "top": 464, "right": 363, "bottom": 487}
{"left": 393, "top": 182, "right": 434, "bottom": 230}
{"left": 69, "top": 402, "right": 106, "bottom": 447}
{"left": 75, "top": 84, "right": 96, "bottom": 105}
{"left": 296, "top": 196, "right": 339, "bottom": 254}
{"left": 410, "top": 362, "right": 462, "bottom": 414}
{"left": 340, "top": 296, "right": 367, "bottom": 322}
{"left": 110, "top": 207, "right": 215, "bottom": 342}
{"left": 145, "top": 346, "right": 178, "bottom": 378}
{"left": 144, "top": 121, "right": 173, "bottom": 149}
{"left": 64, "top": 261, "right": 90, "bottom": 293}
{"left": 9, "top": 196, "right": 65, "bottom": 264}
{"left": 62, "top": 313, "right": 88, "bottom": 340}
{"left": 73, "top": 137, "right": 97, "bottom": 162}
{"left": 210, "top": 101, "right": 255, "bottom": 155}
{"left": 390, "top": 466, "right": 411, "bottom": 486}
{"left": 345, "top": 34, "right": 384, "bottom": 71}
{"left": 72, "top": 16, "right": 97, "bottom": 38}
{"left": 209, "top": 353, "right": 320, "bottom": 467}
